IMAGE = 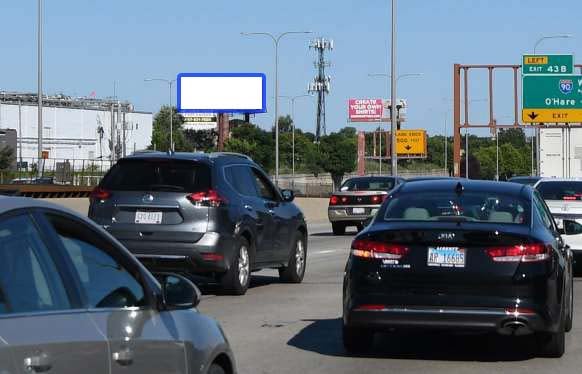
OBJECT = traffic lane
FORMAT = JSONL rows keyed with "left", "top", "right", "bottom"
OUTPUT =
{"left": 198, "top": 223, "right": 582, "bottom": 374}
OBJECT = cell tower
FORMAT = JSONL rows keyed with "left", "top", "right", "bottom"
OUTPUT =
{"left": 308, "top": 38, "right": 333, "bottom": 142}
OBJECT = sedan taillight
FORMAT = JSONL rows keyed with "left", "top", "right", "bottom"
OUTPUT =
{"left": 90, "top": 187, "right": 111, "bottom": 201}
{"left": 187, "top": 190, "right": 226, "bottom": 208}
{"left": 486, "top": 243, "right": 551, "bottom": 263}
{"left": 351, "top": 239, "right": 409, "bottom": 260}
{"left": 329, "top": 195, "right": 339, "bottom": 205}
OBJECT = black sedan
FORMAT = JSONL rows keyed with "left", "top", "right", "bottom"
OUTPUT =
{"left": 342, "top": 179, "right": 574, "bottom": 358}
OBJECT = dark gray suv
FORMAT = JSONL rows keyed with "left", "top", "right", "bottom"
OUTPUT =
{"left": 89, "top": 152, "right": 307, "bottom": 295}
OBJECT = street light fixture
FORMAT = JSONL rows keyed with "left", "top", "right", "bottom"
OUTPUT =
{"left": 145, "top": 78, "right": 176, "bottom": 152}
{"left": 241, "top": 30, "right": 312, "bottom": 185}
{"left": 279, "top": 94, "right": 312, "bottom": 182}
{"left": 368, "top": 72, "right": 423, "bottom": 173}
{"left": 533, "top": 34, "right": 573, "bottom": 55}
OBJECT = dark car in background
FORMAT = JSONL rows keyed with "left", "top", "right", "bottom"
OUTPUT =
{"left": 328, "top": 176, "right": 404, "bottom": 235}
{"left": 89, "top": 152, "right": 307, "bottom": 295}
{"left": 508, "top": 176, "right": 542, "bottom": 186}
{"left": 0, "top": 197, "right": 236, "bottom": 374}
{"left": 343, "top": 180, "right": 573, "bottom": 357}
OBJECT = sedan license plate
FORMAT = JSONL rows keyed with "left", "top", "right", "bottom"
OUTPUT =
{"left": 352, "top": 207, "right": 366, "bottom": 215}
{"left": 135, "top": 211, "right": 162, "bottom": 224}
{"left": 427, "top": 247, "right": 465, "bottom": 268}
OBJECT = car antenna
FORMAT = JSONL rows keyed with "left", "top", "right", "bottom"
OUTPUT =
{"left": 455, "top": 181, "right": 464, "bottom": 195}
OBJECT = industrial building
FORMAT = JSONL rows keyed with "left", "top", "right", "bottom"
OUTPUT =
{"left": 0, "top": 92, "right": 153, "bottom": 169}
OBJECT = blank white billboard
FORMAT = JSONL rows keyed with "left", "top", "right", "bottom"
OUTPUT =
{"left": 177, "top": 73, "right": 266, "bottom": 113}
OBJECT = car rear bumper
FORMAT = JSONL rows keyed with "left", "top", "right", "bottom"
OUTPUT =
{"left": 328, "top": 206, "right": 380, "bottom": 223}
{"left": 344, "top": 305, "right": 549, "bottom": 336}
{"left": 107, "top": 230, "right": 236, "bottom": 274}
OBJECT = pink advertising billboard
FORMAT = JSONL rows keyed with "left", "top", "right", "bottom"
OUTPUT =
{"left": 348, "top": 99, "right": 384, "bottom": 122}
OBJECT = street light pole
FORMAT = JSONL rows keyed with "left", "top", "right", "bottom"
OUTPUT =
{"left": 145, "top": 78, "right": 176, "bottom": 152}
{"left": 37, "top": 0, "right": 43, "bottom": 169}
{"left": 390, "top": 0, "right": 398, "bottom": 177}
{"left": 445, "top": 113, "right": 449, "bottom": 176}
{"left": 279, "top": 94, "right": 311, "bottom": 183}
{"left": 241, "top": 31, "right": 312, "bottom": 185}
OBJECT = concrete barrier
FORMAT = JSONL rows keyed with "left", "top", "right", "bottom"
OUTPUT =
{"left": 43, "top": 197, "right": 330, "bottom": 224}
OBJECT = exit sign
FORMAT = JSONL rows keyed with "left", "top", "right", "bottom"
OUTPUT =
{"left": 522, "top": 54, "right": 574, "bottom": 75}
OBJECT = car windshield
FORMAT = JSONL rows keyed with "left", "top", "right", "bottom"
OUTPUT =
{"left": 101, "top": 159, "right": 211, "bottom": 192}
{"left": 382, "top": 192, "right": 530, "bottom": 225}
{"left": 341, "top": 178, "right": 395, "bottom": 192}
{"left": 536, "top": 181, "right": 582, "bottom": 201}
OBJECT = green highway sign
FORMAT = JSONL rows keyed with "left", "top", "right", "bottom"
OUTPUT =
{"left": 522, "top": 74, "right": 582, "bottom": 123}
{"left": 522, "top": 54, "right": 574, "bottom": 75}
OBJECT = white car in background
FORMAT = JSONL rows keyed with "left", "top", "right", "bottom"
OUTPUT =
{"left": 534, "top": 178, "right": 582, "bottom": 264}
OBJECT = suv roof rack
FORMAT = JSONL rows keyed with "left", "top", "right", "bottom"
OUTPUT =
{"left": 209, "top": 152, "right": 253, "bottom": 161}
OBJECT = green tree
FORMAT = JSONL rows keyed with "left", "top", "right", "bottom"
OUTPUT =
{"left": 225, "top": 123, "right": 274, "bottom": 171}
{"left": 150, "top": 106, "right": 190, "bottom": 152}
{"left": 498, "top": 128, "right": 526, "bottom": 149}
{"left": 184, "top": 129, "right": 217, "bottom": 152}
{"left": 319, "top": 130, "right": 357, "bottom": 189}
{"left": 0, "top": 146, "right": 15, "bottom": 170}
{"left": 277, "top": 115, "right": 294, "bottom": 133}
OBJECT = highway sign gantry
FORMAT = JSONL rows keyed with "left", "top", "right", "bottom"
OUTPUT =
{"left": 522, "top": 54, "right": 574, "bottom": 75}
{"left": 522, "top": 74, "right": 582, "bottom": 123}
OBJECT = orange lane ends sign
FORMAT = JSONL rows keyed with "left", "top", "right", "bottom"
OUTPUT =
{"left": 396, "top": 130, "right": 427, "bottom": 155}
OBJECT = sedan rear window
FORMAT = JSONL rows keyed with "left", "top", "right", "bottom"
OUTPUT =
{"left": 383, "top": 192, "right": 530, "bottom": 225}
{"left": 341, "top": 178, "right": 395, "bottom": 191}
{"left": 101, "top": 159, "right": 211, "bottom": 192}
{"left": 536, "top": 181, "right": 582, "bottom": 201}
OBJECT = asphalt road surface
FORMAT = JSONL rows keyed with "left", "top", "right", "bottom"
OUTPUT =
{"left": 198, "top": 222, "right": 582, "bottom": 374}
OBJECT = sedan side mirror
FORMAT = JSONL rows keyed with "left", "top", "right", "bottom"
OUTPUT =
{"left": 155, "top": 273, "right": 201, "bottom": 310}
{"left": 562, "top": 219, "right": 582, "bottom": 236}
{"left": 281, "top": 189, "right": 295, "bottom": 202}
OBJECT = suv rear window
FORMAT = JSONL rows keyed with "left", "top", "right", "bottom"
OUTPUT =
{"left": 536, "top": 181, "right": 582, "bottom": 201}
{"left": 382, "top": 192, "right": 530, "bottom": 225}
{"left": 101, "top": 159, "right": 211, "bottom": 192}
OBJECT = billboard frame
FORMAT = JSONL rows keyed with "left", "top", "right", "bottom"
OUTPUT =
{"left": 177, "top": 72, "right": 267, "bottom": 114}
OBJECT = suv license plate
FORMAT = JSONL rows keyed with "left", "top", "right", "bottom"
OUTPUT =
{"left": 427, "top": 247, "right": 465, "bottom": 268}
{"left": 135, "top": 211, "right": 162, "bottom": 224}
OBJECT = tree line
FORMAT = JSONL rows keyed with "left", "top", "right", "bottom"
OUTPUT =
{"left": 150, "top": 106, "right": 535, "bottom": 184}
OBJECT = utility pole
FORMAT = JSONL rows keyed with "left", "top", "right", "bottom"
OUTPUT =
{"left": 37, "top": 0, "right": 44, "bottom": 171}
{"left": 390, "top": 0, "right": 398, "bottom": 177}
{"left": 308, "top": 38, "right": 333, "bottom": 142}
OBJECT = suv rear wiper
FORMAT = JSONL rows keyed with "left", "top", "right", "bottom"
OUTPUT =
{"left": 434, "top": 216, "right": 473, "bottom": 222}
{"left": 148, "top": 184, "right": 185, "bottom": 192}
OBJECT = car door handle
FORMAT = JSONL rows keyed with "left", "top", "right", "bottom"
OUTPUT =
{"left": 268, "top": 209, "right": 275, "bottom": 215}
{"left": 24, "top": 353, "right": 52, "bottom": 373}
{"left": 244, "top": 204, "right": 254, "bottom": 212}
{"left": 113, "top": 348, "right": 134, "bottom": 366}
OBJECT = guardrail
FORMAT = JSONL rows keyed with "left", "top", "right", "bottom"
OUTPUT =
{"left": 0, "top": 185, "right": 93, "bottom": 198}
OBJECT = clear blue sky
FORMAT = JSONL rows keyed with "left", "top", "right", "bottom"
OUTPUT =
{"left": 0, "top": 0, "right": 579, "bottom": 136}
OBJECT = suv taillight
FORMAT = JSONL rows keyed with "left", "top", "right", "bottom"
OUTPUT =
{"left": 351, "top": 239, "right": 409, "bottom": 260}
{"left": 187, "top": 190, "right": 226, "bottom": 208}
{"left": 486, "top": 243, "right": 551, "bottom": 263}
{"left": 90, "top": 187, "right": 111, "bottom": 201}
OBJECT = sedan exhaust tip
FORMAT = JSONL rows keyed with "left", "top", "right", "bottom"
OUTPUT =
{"left": 499, "top": 320, "right": 532, "bottom": 336}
